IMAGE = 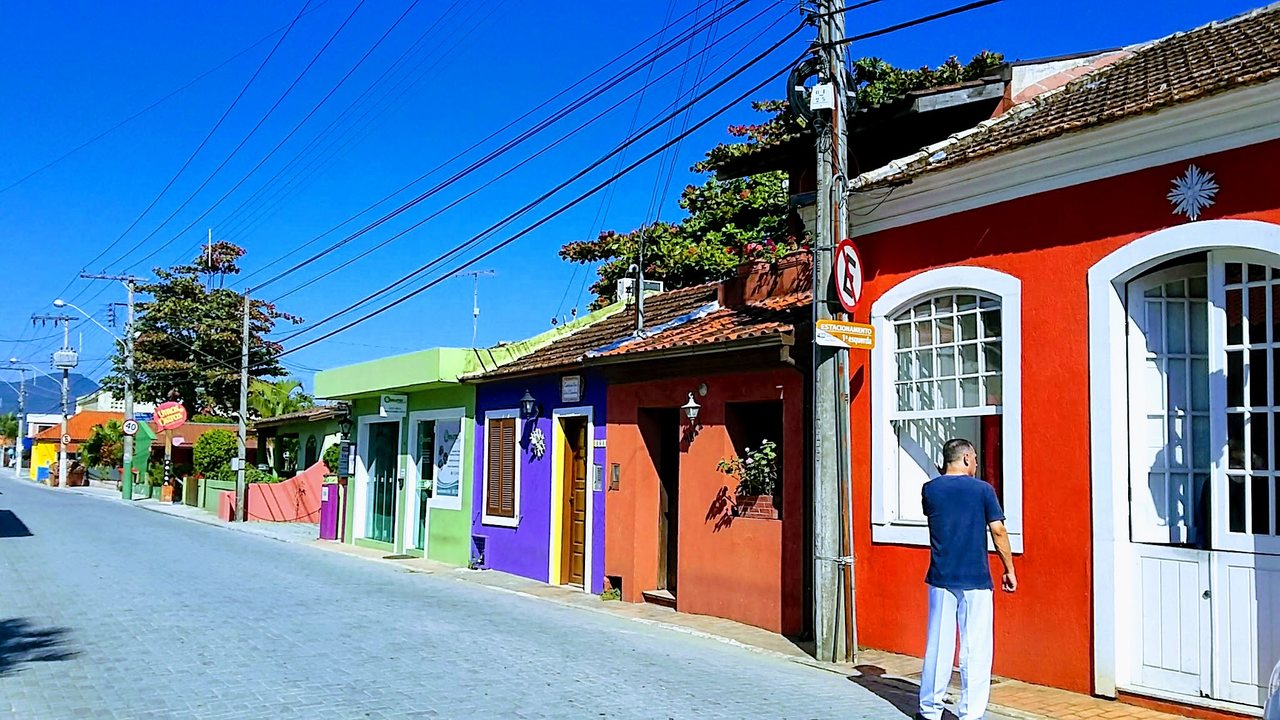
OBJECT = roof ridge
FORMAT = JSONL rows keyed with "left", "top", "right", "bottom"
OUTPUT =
{"left": 852, "top": 2, "right": 1280, "bottom": 190}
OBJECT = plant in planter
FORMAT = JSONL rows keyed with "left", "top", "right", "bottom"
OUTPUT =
{"left": 716, "top": 439, "right": 779, "bottom": 520}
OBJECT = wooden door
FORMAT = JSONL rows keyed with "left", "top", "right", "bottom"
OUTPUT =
{"left": 645, "top": 409, "right": 680, "bottom": 595}
{"left": 561, "top": 418, "right": 588, "bottom": 586}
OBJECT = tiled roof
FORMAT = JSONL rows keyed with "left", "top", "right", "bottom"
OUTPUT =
{"left": 596, "top": 292, "right": 810, "bottom": 358}
{"left": 252, "top": 405, "right": 345, "bottom": 429}
{"left": 34, "top": 411, "right": 118, "bottom": 443}
{"left": 472, "top": 284, "right": 719, "bottom": 379}
{"left": 854, "top": 4, "right": 1280, "bottom": 189}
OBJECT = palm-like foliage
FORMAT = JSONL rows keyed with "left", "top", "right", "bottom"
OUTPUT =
{"left": 0, "top": 413, "right": 18, "bottom": 442}
{"left": 247, "top": 379, "right": 314, "bottom": 419}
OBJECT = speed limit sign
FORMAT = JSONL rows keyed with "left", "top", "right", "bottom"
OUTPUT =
{"left": 122, "top": 419, "right": 140, "bottom": 437}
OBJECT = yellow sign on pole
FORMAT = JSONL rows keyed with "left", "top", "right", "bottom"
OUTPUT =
{"left": 816, "top": 319, "right": 875, "bottom": 349}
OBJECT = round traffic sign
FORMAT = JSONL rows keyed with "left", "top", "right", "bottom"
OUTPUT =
{"left": 122, "top": 419, "right": 140, "bottom": 436}
{"left": 834, "top": 239, "right": 863, "bottom": 314}
{"left": 61, "top": 433, "right": 71, "bottom": 446}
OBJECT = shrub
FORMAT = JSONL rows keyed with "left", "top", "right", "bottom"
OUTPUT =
{"left": 322, "top": 444, "right": 341, "bottom": 474}
{"left": 146, "top": 462, "right": 165, "bottom": 486}
{"left": 193, "top": 430, "right": 238, "bottom": 477}
{"left": 191, "top": 415, "right": 235, "bottom": 424}
{"left": 716, "top": 439, "right": 778, "bottom": 496}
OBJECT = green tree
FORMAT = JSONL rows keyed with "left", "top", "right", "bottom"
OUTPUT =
{"left": 247, "top": 378, "right": 314, "bottom": 419}
{"left": 81, "top": 421, "right": 125, "bottom": 470}
{"left": 0, "top": 412, "right": 18, "bottom": 442}
{"left": 192, "top": 429, "right": 238, "bottom": 477}
{"left": 99, "top": 241, "right": 302, "bottom": 416}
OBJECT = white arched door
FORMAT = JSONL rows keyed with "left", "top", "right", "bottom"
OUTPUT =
{"left": 1124, "top": 250, "right": 1280, "bottom": 707}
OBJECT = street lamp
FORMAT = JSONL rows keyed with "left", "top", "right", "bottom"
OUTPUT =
{"left": 682, "top": 392, "right": 702, "bottom": 426}
{"left": 519, "top": 390, "right": 540, "bottom": 420}
{"left": 6, "top": 359, "right": 27, "bottom": 480}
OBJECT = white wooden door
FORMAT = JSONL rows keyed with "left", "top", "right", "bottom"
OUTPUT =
{"left": 1213, "top": 552, "right": 1280, "bottom": 706}
{"left": 1127, "top": 266, "right": 1213, "bottom": 698}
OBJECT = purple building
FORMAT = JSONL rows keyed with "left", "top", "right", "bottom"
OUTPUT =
{"left": 465, "top": 286, "right": 716, "bottom": 594}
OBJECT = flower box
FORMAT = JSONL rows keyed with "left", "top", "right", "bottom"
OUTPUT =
{"left": 734, "top": 494, "right": 778, "bottom": 520}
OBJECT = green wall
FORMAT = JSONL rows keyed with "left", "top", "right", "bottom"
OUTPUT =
{"left": 347, "top": 384, "right": 475, "bottom": 567}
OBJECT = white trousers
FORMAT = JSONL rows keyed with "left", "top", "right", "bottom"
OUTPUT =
{"left": 918, "top": 585, "right": 994, "bottom": 720}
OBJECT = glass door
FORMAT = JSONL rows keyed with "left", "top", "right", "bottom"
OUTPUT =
{"left": 365, "top": 421, "right": 399, "bottom": 544}
{"left": 413, "top": 420, "right": 435, "bottom": 551}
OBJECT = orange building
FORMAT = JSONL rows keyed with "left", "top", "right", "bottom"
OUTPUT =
{"left": 596, "top": 255, "right": 811, "bottom": 635}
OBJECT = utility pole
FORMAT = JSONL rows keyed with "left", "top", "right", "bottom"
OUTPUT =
{"left": 236, "top": 293, "right": 250, "bottom": 522}
{"left": 810, "top": 0, "right": 854, "bottom": 663}
{"left": 33, "top": 314, "right": 78, "bottom": 487}
{"left": 9, "top": 364, "right": 25, "bottom": 480}
{"left": 450, "top": 270, "right": 495, "bottom": 347}
{"left": 82, "top": 273, "right": 144, "bottom": 500}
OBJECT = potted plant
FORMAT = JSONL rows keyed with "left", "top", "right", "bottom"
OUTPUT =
{"left": 717, "top": 439, "right": 779, "bottom": 520}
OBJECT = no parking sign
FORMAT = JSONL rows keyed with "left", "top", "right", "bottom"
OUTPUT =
{"left": 834, "top": 239, "right": 863, "bottom": 314}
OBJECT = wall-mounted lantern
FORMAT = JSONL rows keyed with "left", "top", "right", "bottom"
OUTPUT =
{"left": 520, "top": 390, "right": 540, "bottom": 420}
{"left": 682, "top": 392, "right": 701, "bottom": 426}
{"left": 337, "top": 407, "right": 353, "bottom": 440}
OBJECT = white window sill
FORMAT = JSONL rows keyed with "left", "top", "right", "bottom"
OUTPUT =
{"left": 482, "top": 514, "right": 520, "bottom": 528}
{"left": 872, "top": 522, "right": 1024, "bottom": 554}
{"left": 430, "top": 497, "right": 463, "bottom": 512}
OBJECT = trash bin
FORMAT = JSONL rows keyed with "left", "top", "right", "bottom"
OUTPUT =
{"left": 319, "top": 481, "right": 340, "bottom": 540}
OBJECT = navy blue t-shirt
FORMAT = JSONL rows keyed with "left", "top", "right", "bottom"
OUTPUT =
{"left": 922, "top": 474, "right": 1005, "bottom": 590}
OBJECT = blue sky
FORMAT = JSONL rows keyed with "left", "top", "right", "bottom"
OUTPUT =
{"left": 0, "top": 0, "right": 1263, "bottom": 389}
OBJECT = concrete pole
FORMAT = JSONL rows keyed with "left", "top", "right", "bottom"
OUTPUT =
{"left": 14, "top": 371, "right": 24, "bottom": 480}
{"left": 236, "top": 293, "right": 249, "bottom": 522}
{"left": 121, "top": 280, "right": 136, "bottom": 499}
{"left": 58, "top": 320, "right": 70, "bottom": 487}
{"left": 812, "top": 0, "right": 853, "bottom": 663}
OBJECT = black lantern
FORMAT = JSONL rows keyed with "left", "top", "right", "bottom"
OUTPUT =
{"left": 337, "top": 409, "right": 353, "bottom": 440}
{"left": 681, "top": 392, "right": 701, "bottom": 425}
{"left": 520, "top": 390, "right": 539, "bottom": 419}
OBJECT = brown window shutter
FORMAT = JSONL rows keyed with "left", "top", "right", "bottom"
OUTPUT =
{"left": 486, "top": 417, "right": 517, "bottom": 518}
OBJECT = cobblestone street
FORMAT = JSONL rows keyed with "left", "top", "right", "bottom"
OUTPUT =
{"left": 0, "top": 471, "right": 902, "bottom": 719}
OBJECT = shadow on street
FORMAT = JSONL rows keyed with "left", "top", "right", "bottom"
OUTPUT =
{"left": 0, "top": 618, "right": 77, "bottom": 676}
{"left": 0, "top": 510, "right": 32, "bottom": 538}
{"left": 848, "top": 665, "right": 959, "bottom": 719}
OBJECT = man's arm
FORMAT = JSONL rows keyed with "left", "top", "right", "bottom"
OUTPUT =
{"left": 989, "top": 520, "right": 1017, "bottom": 592}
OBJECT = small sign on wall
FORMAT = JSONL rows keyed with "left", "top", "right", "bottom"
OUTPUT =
{"left": 609, "top": 463, "right": 620, "bottom": 491}
{"left": 561, "top": 375, "right": 582, "bottom": 403}
{"left": 380, "top": 394, "right": 407, "bottom": 418}
{"left": 593, "top": 464, "right": 603, "bottom": 492}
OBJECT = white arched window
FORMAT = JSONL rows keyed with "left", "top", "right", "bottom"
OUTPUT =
{"left": 870, "top": 266, "right": 1023, "bottom": 551}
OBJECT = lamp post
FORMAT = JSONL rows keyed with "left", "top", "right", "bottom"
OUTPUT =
{"left": 6, "top": 360, "right": 25, "bottom": 480}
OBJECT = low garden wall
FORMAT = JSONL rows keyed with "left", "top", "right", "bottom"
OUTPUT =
{"left": 215, "top": 462, "right": 325, "bottom": 523}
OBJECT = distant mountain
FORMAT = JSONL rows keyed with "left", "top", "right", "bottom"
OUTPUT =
{"left": 0, "top": 373, "right": 99, "bottom": 416}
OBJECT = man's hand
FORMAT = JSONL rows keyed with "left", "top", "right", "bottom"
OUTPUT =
{"left": 1002, "top": 572, "right": 1017, "bottom": 593}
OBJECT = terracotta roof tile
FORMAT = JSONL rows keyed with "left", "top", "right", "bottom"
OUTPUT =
{"left": 33, "top": 411, "right": 118, "bottom": 443}
{"left": 598, "top": 291, "right": 810, "bottom": 357}
{"left": 854, "top": 4, "right": 1280, "bottom": 189}
{"left": 474, "top": 284, "right": 719, "bottom": 379}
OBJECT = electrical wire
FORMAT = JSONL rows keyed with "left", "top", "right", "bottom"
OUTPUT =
{"left": 241, "top": 0, "right": 746, "bottom": 293}
{"left": 266, "top": 1, "right": 785, "bottom": 304}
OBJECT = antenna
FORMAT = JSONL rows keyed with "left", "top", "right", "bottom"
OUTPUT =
{"left": 450, "top": 270, "right": 496, "bottom": 347}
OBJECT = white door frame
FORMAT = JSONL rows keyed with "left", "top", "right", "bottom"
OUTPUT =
{"left": 549, "top": 405, "right": 595, "bottom": 593}
{"left": 355, "top": 414, "right": 402, "bottom": 545}
{"left": 1088, "top": 219, "right": 1280, "bottom": 699}
{"left": 404, "top": 407, "right": 468, "bottom": 554}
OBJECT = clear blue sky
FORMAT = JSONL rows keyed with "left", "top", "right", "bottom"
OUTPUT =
{"left": 0, "top": 0, "right": 1262, "bottom": 389}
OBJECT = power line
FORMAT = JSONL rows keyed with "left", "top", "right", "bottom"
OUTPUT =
{"left": 830, "top": 0, "right": 1001, "bottom": 46}
{"left": 242, "top": 0, "right": 746, "bottom": 293}
{"left": 275, "top": 37, "right": 808, "bottom": 357}
{"left": 265, "top": 1, "right": 784, "bottom": 304}
{"left": 107, "top": 0, "right": 376, "bottom": 274}
{"left": 0, "top": 0, "right": 336, "bottom": 196}
{"left": 72, "top": 0, "right": 315, "bottom": 281}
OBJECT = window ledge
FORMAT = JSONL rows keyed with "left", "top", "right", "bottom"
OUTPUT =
{"left": 482, "top": 514, "right": 519, "bottom": 528}
{"left": 872, "top": 522, "right": 1024, "bottom": 554}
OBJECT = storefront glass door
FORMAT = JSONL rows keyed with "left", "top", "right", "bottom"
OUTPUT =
{"left": 365, "top": 421, "right": 399, "bottom": 544}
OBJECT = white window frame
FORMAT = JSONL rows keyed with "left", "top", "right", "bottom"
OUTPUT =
{"left": 481, "top": 408, "right": 522, "bottom": 528}
{"left": 870, "top": 265, "right": 1024, "bottom": 551}
{"left": 408, "top": 407, "right": 468, "bottom": 513}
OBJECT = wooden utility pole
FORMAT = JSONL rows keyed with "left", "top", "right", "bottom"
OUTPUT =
{"left": 82, "top": 273, "right": 144, "bottom": 499}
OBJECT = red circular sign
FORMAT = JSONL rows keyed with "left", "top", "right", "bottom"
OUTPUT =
{"left": 834, "top": 239, "right": 863, "bottom": 314}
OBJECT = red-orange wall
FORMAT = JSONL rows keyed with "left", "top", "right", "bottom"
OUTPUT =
{"left": 606, "top": 368, "right": 806, "bottom": 635}
{"left": 847, "top": 138, "right": 1280, "bottom": 694}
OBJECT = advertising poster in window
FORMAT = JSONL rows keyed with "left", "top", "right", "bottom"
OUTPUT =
{"left": 434, "top": 419, "right": 463, "bottom": 499}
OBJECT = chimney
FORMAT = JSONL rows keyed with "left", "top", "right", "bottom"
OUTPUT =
{"left": 718, "top": 251, "right": 812, "bottom": 307}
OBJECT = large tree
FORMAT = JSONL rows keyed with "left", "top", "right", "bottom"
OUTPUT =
{"left": 561, "top": 52, "right": 1004, "bottom": 307}
{"left": 100, "top": 242, "right": 301, "bottom": 415}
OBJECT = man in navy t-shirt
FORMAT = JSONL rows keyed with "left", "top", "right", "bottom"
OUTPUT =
{"left": 915, "top": 438, "right": 1017, "bottom": 720}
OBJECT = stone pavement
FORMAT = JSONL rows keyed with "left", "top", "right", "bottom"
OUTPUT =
{"left": 8, "top": 472, "right": 1197, "bottom": 719}
{"left": 0, "top": 470, "right": 903, "bottom": 719}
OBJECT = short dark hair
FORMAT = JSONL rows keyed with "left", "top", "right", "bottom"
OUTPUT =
{"left": 942, "top": 438, "right": 975, "bottom": 466}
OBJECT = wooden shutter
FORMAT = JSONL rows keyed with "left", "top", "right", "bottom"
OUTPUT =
{"left": 486, "top": 417, "right": 517, "bottom": 518}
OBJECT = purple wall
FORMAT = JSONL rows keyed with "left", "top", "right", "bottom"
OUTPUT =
{"left": 472, "top": 371, "right": 607, "bottom": 594}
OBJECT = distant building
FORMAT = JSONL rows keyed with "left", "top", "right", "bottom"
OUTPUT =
{"left": 75, "top": 388, "right": 155, "bottom": 416}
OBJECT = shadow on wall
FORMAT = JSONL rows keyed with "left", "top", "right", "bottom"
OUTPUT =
{"left": 0, "top": 618, "right": 77, "bottom": 677}
{"left": 0, "top": 510, "right": 32, "bottom": 538}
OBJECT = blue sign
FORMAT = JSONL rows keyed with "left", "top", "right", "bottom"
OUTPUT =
{"left": 133, "top": 412, "right": 154, "bottom": 421}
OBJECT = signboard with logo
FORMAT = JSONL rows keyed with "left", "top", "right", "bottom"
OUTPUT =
{"left": 815, "top": 319, "right": 875, "bottom": 350}
{"left": 561, "top": 375, "right": 582, "bottom": 403}
{"left": 379, "top": 394, "right": 407, "bottom": 419}
{"left": 434, "top": 419, "right": 463, "bottom": 501}
{"left": 154, "top": 401, "right": 188, "bottom": 431}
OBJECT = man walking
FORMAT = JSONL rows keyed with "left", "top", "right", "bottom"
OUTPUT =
{"left": 916, "top": 438, "right": 1016, "bottom": 720}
